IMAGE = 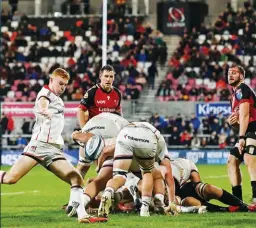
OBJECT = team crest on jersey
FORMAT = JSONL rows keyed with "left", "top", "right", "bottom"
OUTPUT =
{"left": 235, "top": 89, "right": 243, "bottom": 100}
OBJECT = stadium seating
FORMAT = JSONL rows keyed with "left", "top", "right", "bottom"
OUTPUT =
{"left": 0, "top": 14, "right": 167, "bottom": 102}
{"left": 157, "top": 2, "right": 256, "bottom": 101}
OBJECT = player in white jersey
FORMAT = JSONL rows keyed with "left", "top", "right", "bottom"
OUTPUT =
{"left": 160, "top": 158, "right": 255, "bottom": 212}
{"left": 69, "top": 113, "right": 129, "bottom": 215}
{"left": 98, "top": 122, "right": 178, "bottom": 217}
{"left": 0, "top": 68, "right": 107, "bottom": 223}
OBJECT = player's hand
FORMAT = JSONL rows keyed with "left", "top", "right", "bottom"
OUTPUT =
{"left": 227, "top": 113, "right": 239, "bottom": 126}
{"left": 71, "top": 130, "right": 81, "bottom": 140}
{"left": 165, "top": 202, "right": 179, "bottom": 216}
{"left": 238, "top": 138, "right": 245, "bottom": 154}
{"left": 39, "top": 108, "right": 51, "bottom": 119}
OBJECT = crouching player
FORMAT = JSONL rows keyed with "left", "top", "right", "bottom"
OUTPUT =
{"left": 163, "top": 158, "right": 256, "bottom": 212}
{"left": 98, "top": 122, "right": 179, "bottom": 217}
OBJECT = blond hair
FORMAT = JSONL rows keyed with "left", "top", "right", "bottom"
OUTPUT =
{"left": 51, "top": 68, "right": 70, "bottom": 80}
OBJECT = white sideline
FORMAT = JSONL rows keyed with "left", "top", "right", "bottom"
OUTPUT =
{"left": 1, "top": 190, "right": 40, "bottom": 196}
{"left": 205, "top": 175, "right": 228, "bottom": 179}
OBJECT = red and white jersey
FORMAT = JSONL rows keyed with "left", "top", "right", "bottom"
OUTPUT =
{"left": 171, "top": 158, "right": 198, "bottom": 186}
{"left": 32, "top": 85, "right": 65, "bottom": 145}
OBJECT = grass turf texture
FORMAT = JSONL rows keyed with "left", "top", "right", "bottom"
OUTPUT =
{"left": 1, "top": 164, "right": 255, "bottom": 228}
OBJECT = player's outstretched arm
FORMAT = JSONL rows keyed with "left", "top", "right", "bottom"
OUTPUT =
{"left": 38, "top": 97, "right": 51, "bottom": 119}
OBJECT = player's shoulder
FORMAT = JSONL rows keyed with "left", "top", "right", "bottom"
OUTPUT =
{"left": 239, "top": 83, "right": 251, "bottom": 91}
{"left": 83, "top": 84, "right": 99, "bottom": 98}
{"left": 112, "top": 86, "right": 122, "bottom": 95}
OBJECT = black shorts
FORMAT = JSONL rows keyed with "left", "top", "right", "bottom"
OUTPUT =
{"left": 230, "top": 131, "right": 256, "bottom": 162}
{"left": 180, "top": 182, "right": 207, "bottom": 204}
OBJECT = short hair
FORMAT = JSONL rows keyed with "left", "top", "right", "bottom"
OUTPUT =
{"left": 100, "top": 65, "right": 115, "bottom": 74}
{"left": 230, "top": 64, "right": 245, "bottom": 78}
{"left": 51, "top": 68, "right": 70, "bottom": 80}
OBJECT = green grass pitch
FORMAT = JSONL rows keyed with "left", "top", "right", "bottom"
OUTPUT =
{"left": 1, "top": 164, "right": 255, "bottom": 228}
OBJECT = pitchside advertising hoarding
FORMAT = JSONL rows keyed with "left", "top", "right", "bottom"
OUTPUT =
{"left": 1, "top": 149, "right": 229, "bottom": 166}
{"left": 196, "top": 102, "right": 231, "bottom": 117}
{"left": 1, "top": 102, "right": 79, "bottom": 117}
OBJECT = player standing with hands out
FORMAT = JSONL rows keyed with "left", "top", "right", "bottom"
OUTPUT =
{"left": 0, "top": 68, "right": 106, "bottom": 223}
{"left": 227, "top": 65, "right": 256, "bottom": 204}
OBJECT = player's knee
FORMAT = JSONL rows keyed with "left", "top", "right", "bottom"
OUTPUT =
{"left": 69, "top": 170, "right": 84, "bottom": 185}
{"left": 181, "top": 197, "right": 202, "bottom": 206}
{"left": 203, "top": 184, "right": 218, "bottom": 199}
{"left": 227, "top": 149, "right": 240, "bottom": 166}
{"left": 152, "top": 168, "right": 163, "bottom": 180}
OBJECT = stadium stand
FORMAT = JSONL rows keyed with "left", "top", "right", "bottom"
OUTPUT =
{"left": 0, "top": 13, "right": 167, "bottom": 102}
{"left": 156, "top": 1, "right": 256, "bottom": 102}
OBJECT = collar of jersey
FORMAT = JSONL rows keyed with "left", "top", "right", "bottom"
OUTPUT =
{"left": 44, "top": 85, "right": 56, "bottom": 95}
{"left": 98, "top": 84, "right": 113, "bottom": 94}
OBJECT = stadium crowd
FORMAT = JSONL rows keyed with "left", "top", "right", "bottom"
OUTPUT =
{"left": 157, "top": 1, "right": 256, "bottom": 102}
{"left": 0, "top": 8, "right": 167, "bottom": 102}
{"left": 149, "top": 112, "right": 237, "bottom": 148}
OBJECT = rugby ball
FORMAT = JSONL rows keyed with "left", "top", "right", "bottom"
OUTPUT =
{"left": 85, "top": 135, "right": 105, "bottom": 161}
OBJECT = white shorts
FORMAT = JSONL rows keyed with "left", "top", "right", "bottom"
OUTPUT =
{"left": 22, "top": 139, "right": 66, "bottom": 168}
{"left": 114, "top": 125, "right": 158, "bottom": 173}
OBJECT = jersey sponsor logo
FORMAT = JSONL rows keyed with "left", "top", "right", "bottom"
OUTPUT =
{"left": 96, "top": 100, "right": 106, "bottom": 104}
{"left": 86, "top": 126, "right": 105, "bottom": 132}
{"left": 124, "top": 134, "right": 149, "bottom": 143}
{"left": 235, "top": 89, "right": 243, "bottom": 100}
{"left": 99, "top": 108, "right": 116, "bottom": 112}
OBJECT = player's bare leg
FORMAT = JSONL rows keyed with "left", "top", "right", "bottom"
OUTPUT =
{"left": 77, "top": 146, "right": 90, "bottom": 179}
{"left": 0, "top": 156, "right": 38, "bottom": 184}
{"left": 244, "top": 155, "right": 256, "bottom": 204}
{"left": 83, "top": 166, "right": 113, "bottom": 209}
{"left": 49, "top": 160, "right": 107, "bottom": 223}
{"left": 98, "top": 159, "right": 132, "bottom": 218}
{"left": 152, "top": 168, "right": 166, "bottom": 214}
{"left": 227, "top": 152, "right": 243, "bottom": 200}
{"left": 140, "top": 171, "right": 153, "bottom": 216}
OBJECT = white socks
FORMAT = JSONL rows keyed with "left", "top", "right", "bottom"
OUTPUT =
{"left": 70, "top": 186, "right": 88, "bottom": 219}
{"left": 140, "top": 196, "right": 151, "bottom": 216}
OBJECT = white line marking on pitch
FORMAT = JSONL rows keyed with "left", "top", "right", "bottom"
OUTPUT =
{"left": 1, "top": 190, "right": 40, "bottom": 196}
{"left": 205, "top": 175, "right": 228, "bottom": 179}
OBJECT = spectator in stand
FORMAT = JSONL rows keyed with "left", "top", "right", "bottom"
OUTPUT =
{"left": 208, "top": 131, "right": 219, "bottom": 146}
{"left": 180, "top": 130, "right": 192, "bottom": 147}
{"left": 190, "top": 113, "right": 201, "bottom": 134}
{"left": 149, "top": 113, "right": 167, "bottom": 133}
{"left": 21, "top": 118, "right": 31, "bottom": 135}
{"left": 191, "top": 134, "right": 201, "bottom": 150}
{"left": 16, "top": 135, "right": 27, "bottom": 149}
{"left": 156, "top": 81, "right": 170, "bottom": 98}
{"left": 168, "top": 126, "right": 180, "bottom": 145}
{"left": 147, "top": 61, "right": 158, "bottom": 90}
{"left": 0, "top": 113, "right": 9, "bottom": 135}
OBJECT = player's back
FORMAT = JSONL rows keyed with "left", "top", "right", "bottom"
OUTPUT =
{"left": 171, "top": 158, "right": 198, "bottom": 186}
{"left": 82, "top": 112, "right": 129, "bottom": 139}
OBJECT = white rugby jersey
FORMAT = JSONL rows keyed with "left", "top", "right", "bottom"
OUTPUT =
{"left": 82, "top": 112, "right": 129, "bottom": 141}
{"left": 130, "top": 122, "right": 167, "bottom": 161}
{"left": 171, "top": 158, "right": 198, "bottom": 186}
{"left": 32, "top": 85, "right": 65, "bottom": 145}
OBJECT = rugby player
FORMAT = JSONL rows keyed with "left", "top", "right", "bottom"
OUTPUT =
{"left": 162, "top": 158, "right": 256, "bottom": 212}
{"left": 227, "top": 65, "right": 256, "bottom": 204}
{"left": 98, "top": 122, "right": 178, "bottom": 217}
{"left": 76, "top": 64, "right": 122, "bottom": 178}
{"left": 0, "top": 68, "right": 106, "bottom": 223}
